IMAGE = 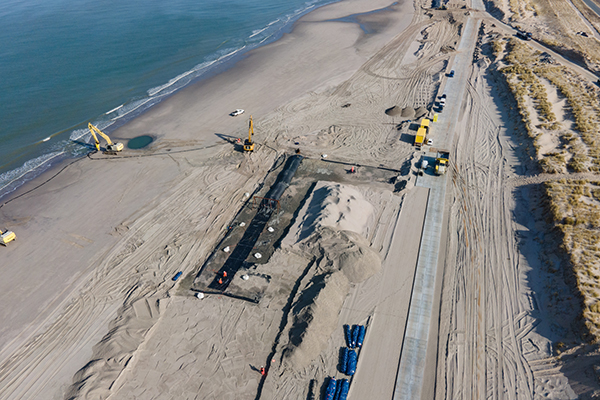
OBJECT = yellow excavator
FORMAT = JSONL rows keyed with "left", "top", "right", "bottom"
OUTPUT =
{"left": 0, "top": 229, "right": 16, "bottom": 246}
{"left": 244, "top": 116, "right": 255, "bottom": 152}
{"left": 88, "top": 123, "right": 124, "bottom": 155}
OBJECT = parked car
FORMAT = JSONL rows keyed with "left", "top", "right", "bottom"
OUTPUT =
{"left": 230, "top": 109, "right": 245, "bottom": 116}
{"left": 448, "top": 70, "right": 455, "bottom": 78}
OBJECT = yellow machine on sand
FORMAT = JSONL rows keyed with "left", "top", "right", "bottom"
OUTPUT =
{"left": 244, "top": 116, "right": 255, "bottom": 152}
{"left": 435, "top": 150, "right": 450, "bottom": 175}
{"left": 0, "top": 229, "right": 16, "bottom": 246}
{"left": 88, "top": 123, "right": 124, "bottom": 155}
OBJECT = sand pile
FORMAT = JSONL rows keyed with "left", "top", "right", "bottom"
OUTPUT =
{"left": 302, "top": 227, "right": 381, "bottom": 282}
{"left": 415, "top": 106, "right": 428, "bottom": 119}
{"left": 66, "top": 297, "right": 168, "bottom": 400}
{"left": 385, "top": 105, "right": 402, "bottom": 116}
{"left": 281, "top": 227, "right": 380, "bottom": 368}
{"left": 401, "top": 107, "right": 416, "bottom": 118}
{"left": 283, "top": 270, "right": 350, "bottom": 367}
{"left": 282, "top": 181, "right": 374, "bottom": 246}
{"left": 279, "top": 182, "right": 380, "bottom": 369}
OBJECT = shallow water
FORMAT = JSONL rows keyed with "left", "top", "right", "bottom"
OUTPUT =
{"left": 0, "top": 0, "right": 338, "bottom": 199}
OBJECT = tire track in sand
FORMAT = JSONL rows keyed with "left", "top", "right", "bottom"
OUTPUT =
{"left": 436, "top": 62, "right": 536, "bottom": 399}
{"left": 0, "top": 148, "right": 276, "bottom": 400}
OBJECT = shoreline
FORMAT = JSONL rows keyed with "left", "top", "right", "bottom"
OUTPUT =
{"left": 0, "top": 0, "right": 415, "bottom": 398}
{"left": 0, "top": 0, "right": 413, "bottom": 205}
{"left": 0, "top": 0, "right": 409, "bottom": 206}
{"left": 0, "top": 0, "right": 341, "bottom": 203}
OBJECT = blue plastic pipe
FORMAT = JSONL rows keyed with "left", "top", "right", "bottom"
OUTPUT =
{"left": 346, "top": 350, "right": 357, "bottom": 376}
{"left": 357, "top": 325, "right": 366, "bottom": 348}
{"left": 351, "top": 325, "right": 359, "bottom": 348}
{"left": 325, "top": 378, "right": 337, "bottom": 400}
{"left": 338, "top": 379, "right": 350, "bottom": 400}
{"left": 343, "top": 324, "right": 352, "bottom": 348}
{"left": 340, "top": 347, "right": 349, "bottom": 373}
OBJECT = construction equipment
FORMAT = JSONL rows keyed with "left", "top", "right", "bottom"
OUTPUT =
{"left": 414, "top": 127, "right": 427, "bottom": 149}
{"left": 516, "top": 31, "right": 532, "bottom": 40}
{"left": 244, "top": 116, "right": 255, "bottom": 152}
{"left": 414, "top": 118, "right": 430, "bottom": 149}
{"left": 88, "top": 123, "right": 124, "bottom": 154}
{"left": 435, "top": 150, "right": 450, "bottom": 175}
{"left": 0, "top": 229, "right": 16, "bottom": 246}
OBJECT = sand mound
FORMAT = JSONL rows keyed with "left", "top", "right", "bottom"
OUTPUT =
{"left": 281, "top": 227, "right": 380, "bottom": 368}
{"left": 282, "top": 270, "right": 349, "bottom": 368}
{"left": 277, "top": 182, "right": 381, "bottom": 369}
{"left": 66, "top": 297, "right": 168, "bottom": 400}
{"left": 415, "top": 106, "right": 428, "bottom": 119}
{"left": 401, "top": 107, "right": 416, "bottom": 118}
{"left": 303, "top": 226, "right": 381, "bottom": 282}
{"left": 385, "top": 105, "right": 402, "bottom": 116}
{"left": 282, "top": 181, "right": 374, "bottom": 247}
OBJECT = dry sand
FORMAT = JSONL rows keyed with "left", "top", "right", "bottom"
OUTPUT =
{"left": 3, "top": 0, "right": 600, "bottom": 398}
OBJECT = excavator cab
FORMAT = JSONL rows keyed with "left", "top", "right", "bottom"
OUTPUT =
{"left": 244, "top": 116, "right": 255, "bottom": 152}
{"left": 88, "top": 123, "right": 124, "bottom": 155}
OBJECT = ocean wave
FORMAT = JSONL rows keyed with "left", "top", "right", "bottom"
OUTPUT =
{"left": 250, "top": 26, "right": 270, "bottom": 38}
{"left": 1, "top": 0, "right": 340, "bottom": 202}
{"left": 106, "top": 104, "right": 124, "bottom": 115}
{"left": 0, "top": 151, "right": 64, "bottom": 195}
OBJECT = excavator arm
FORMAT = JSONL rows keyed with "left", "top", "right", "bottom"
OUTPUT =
{"left": 243, "top": 116, "right": 255, "bottom": 152}
{"left": 87, "top": 123, "right": 124, "bottom": 153}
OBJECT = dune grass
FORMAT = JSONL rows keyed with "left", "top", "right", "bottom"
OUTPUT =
{"left": 494, "top": 33, "right": 600, "bottom": 339}
{"left": 545, "top": 180, "right": 600, "bottom": 339}
{"left": 497, "top": 38, "right": 600, "bottom": 173}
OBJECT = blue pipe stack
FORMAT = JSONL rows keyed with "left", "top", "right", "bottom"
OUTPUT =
{"left": 325, "top": 378, "right": 337, "bottom": 400}
{"left": 336, "top": 379, "right": 349, "bottom": 400}
{"left": 339, "top": 347, "right": 349, "bottom": 373}
{"left": 327, "top": 324, "right": 367, "bottom": 399}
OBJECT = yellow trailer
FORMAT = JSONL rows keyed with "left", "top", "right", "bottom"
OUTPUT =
{"left": 414, "top": 126, "right": 427, "bottom": 149}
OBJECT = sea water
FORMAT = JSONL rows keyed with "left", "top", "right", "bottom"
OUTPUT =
{"left": 0, "top": 0, "right": 338, "bottom": 199}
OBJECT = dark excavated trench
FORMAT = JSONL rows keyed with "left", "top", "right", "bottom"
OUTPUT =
{"left": 207, "top": 155, "right": 304, "bottom": 291}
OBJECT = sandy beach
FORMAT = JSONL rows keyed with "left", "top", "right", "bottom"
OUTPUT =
{"left": 3, "top": 0, "right": 600, "bottom": 398}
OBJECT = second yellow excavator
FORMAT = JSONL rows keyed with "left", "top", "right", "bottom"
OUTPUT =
{"left": 88, "top": 123, "right": 124, "bottom": 155}
{"left": 243, "top": 116, "right": 255, "bottom": 152}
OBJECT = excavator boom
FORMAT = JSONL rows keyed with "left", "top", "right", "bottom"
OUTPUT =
{"left": 87, "top": 123, "right": 124, "bottom": 154}
{"left": 243, "top": 116, "right": 255, "bottom": 152}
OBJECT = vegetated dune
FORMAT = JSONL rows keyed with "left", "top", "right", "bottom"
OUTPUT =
{"left": 279, "top": 181, "right": 381, "bottom": 369}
